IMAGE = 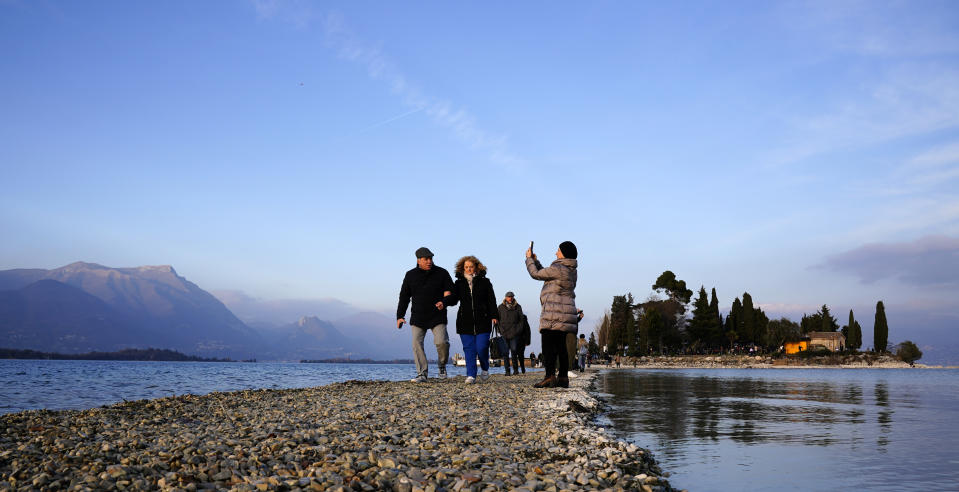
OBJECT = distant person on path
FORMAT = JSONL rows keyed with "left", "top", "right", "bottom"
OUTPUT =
{"left": 497, "top": 291, "right": 525, "bottom": 375}
{"left": 526, "top": 241, "right": 579, "bottom": 388}
{"left": 577, "top": 333, "right": 588, "bottom": 373}
{"left": 444, "top": 255, "right": 499, "bottom": 384}
{"left": 397, "top": 247, "right": 454, "bottom": 383}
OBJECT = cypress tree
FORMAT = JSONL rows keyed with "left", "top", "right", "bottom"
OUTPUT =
{"left": 689, "top": 286, "right": 712, "bottom": 349}
{"left": 727, "top": 297, "right": 742, "bottom": 348}
{"left": 709, "top": 288, "right": 721, "bottom": 346}
{"left": 874, "top": 301, "right": 888, "bottom": 352}
{"left": 847, "top": 310, "right": 855, "bottom": 350}
{"left": 609, "top": 294, "right": 634, "bottom": 355}
{"left": 741, "top": 293, "right": 755, "bottom": 344}
{"left": 852, "top": 320, "right": 863, "bottom": 350}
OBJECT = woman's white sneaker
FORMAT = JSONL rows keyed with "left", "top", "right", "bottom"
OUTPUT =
{"left": 465, "top": 376, "right": 475, "bottom": 384}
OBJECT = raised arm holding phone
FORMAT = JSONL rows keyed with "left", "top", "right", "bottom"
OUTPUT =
{"left": 525, "top": 240, "right": 579, "bottom": 388}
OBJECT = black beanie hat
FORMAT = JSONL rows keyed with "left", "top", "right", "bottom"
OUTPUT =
{"left": 559, "top": 241, "right": 577, "bottom": 259}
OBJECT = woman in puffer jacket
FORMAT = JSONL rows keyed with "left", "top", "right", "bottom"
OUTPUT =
{"left": 525, "top": 241, "right": 579, "bottom": 388}
{"left": 444, "top": 255, "right": 499, "bottom": 384}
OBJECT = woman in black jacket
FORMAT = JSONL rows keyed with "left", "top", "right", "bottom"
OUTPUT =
{"left": 444, "top": 255, "right": 499, "bottom": 384}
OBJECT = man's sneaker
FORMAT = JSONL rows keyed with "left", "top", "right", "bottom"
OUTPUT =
{"left": 465, "top": 376, "right": 475, "bottom": 384}
{"left": 479, "top": 370, "right": 489, "bottom": 382}
{"left": 410, "top": 375, "right": 427, "bottom": 383}
{"left": 438, "top": 369, "right": 448, "bottom": 379}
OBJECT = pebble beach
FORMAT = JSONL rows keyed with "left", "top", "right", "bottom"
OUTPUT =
{"left": 0, "top": 372, "right": 673, "bottom": 492}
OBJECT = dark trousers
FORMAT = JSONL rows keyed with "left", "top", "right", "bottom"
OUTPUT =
{"left": 505, "top": 337, "right": 525, "bottom": 372}
{"left": 541, "top": 330, "right": 569, "bottom": 378}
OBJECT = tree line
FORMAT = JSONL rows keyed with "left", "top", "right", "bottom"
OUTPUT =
{"left": 593, "top": 270, "right": 894, "bottom": 356}
{"left": 0, "top": 347, "right": 232, "bottom": 362}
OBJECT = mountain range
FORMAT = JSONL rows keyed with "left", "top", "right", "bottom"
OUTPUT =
{"left": 0, "top": 262, "right": 408, "bottom": 360}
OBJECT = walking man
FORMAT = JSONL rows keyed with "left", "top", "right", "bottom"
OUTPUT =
{"left": 397, "top": 247, "right": 454, "bottom": 382}
{"left": 497, "top": 291, "right": 525, "bottom": 375}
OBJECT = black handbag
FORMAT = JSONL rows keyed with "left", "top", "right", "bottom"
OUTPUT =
{"left": 490, "top": 325, "right": 508, "bottom": 359}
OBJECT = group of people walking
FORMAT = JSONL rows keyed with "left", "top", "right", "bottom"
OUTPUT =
{"left": 396, "top": 241, "right": 579, "bottom": 388}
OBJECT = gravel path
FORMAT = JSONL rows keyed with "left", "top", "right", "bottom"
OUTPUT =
{"left": 1, "top": 371, "right": 672, "bottom": 491}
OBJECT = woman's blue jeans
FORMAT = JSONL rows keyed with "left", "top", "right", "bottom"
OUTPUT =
{"left": 460, "top": 332, "right": 491, "bottom": 378}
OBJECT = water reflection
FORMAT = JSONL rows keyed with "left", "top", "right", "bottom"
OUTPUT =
{"left": 596, "top": 369, "right": 959, "bottom": 491}
{"left": 602, "top": 371, "right": 867, "bottom": 447}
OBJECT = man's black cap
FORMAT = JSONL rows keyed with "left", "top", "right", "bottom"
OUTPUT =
{"left": 415, "top": 247, "right": 434, "bottom": 259}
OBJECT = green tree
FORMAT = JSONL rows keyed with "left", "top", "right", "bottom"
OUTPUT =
{"left": 588, "top": 332, "right": 600, "bottom": 357}
{"left": 638, "top": 271, "right": 693, "bottom": 354}
{"left": 609, "top": 294, "right": 634, "bottom": 355}
{"left": 688, "top": 286, "right": 713, "bottom": 350}
{"left": 764, "top": 317, "right": 801, "bottom": 350}
{"left": 801, "top": 305, "right": 839, "bottom": 334}
{"left": 725, "top": 297, "right": 743, "bottom": 349}
{"left": 638, "top": 307, "right": 662, "bottom": 355}
{"left": 895, "top": 340, "right": 922, "bottom": 365}
{"left": 652, "top": 271, "right": 693, "bottom": 304}
{"left": 709, "top": 288, "right": 722, "bottom": 346}
{"left": 842, "top": 310, "right": 862, "bottom": 351}
{"left": 595, "top": 311, "right": 610, "bottom": 353}
{"left": 820, "top": 305, "right": 838, "bottom": 332}
{"left": 741, "top": 293, "right": 756, "bottom": 344}
{"left": 874, "top": 301, "right": 888, "bottom": 352}
{"left": 635, "top": 307, "right": 652, "bottom": 355}
{"left": 852, "top": 320, "right": 863, "bottom": 350}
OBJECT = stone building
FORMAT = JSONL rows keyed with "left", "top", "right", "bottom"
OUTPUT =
{"left": 807, "top": 331, "right": 845, "bottom": 352}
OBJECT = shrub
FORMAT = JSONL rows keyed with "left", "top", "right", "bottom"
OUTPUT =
{"left": 895, "top": 341, "right": 923, "bottom": 366}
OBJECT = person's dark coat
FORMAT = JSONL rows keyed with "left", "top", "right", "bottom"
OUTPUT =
{"left": 497, "top": 301, "right": 524, "bottom": 339}
{"left": 396, "top": 265, "right": 455, "bottom": 329}
{"left": 445, "top": 270, "right": 499, "bottom": 335}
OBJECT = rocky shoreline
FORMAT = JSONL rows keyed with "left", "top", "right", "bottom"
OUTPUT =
{"left": 604, "top": 353, "right": 938, "bottom": 369}
{"left": 0, "top": 372, "right": 673, "bottom": 492}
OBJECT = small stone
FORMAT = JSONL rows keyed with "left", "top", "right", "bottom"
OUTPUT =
{"left": 212, "top": 470, "right": 232, "bottom": 481}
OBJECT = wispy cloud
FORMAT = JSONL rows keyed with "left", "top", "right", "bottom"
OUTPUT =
{"left": 253, "top": 3, "right": 524, "bottom": 168}
{"left": 357, "top": 107, "right": 424, "bottom": 134}
{"left": 766, "top": 66, "right": 959, "bottom": 166}
{"left": 784, "top": 1, "right": 959, "bottom": 58}
{"left": 816, "top": 235, "right": 959, "bottom": 289}
{"left": 321, "top": 13, "right": 524, "bottom": 168}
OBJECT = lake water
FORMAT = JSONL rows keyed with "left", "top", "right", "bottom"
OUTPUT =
{"left": 0, "top": 360, "right": 458, "bottom": 414}
{"left": 595, "top": 368, "right": 959, "bottom": 491}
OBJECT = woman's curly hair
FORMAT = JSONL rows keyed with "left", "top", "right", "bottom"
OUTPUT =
{"left": 454, "top": 255, "right": 487, "bottom": 276}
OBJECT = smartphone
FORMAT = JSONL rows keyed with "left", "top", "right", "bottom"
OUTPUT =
{"left": 529, "top": 241, "right": 534, "bottom": 251}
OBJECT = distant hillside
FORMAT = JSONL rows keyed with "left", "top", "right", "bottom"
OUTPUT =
{"left": 0, "top": 279, "right": 140, "bottom": 353}
{"left": 0, "top": 263, "right": 453, "bottom": 361}
{"left": 257, "top": 316, "right": 354, "bottom": 360}
{"left": 0, "top": 262, "right": 263, "bottom": 358}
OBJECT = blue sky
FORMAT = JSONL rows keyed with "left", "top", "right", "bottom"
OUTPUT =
{"left": 2, "top": 1, "right": 958, "bottom": 361}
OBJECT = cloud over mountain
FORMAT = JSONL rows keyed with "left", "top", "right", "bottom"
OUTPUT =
{"left": 817, "top": 235, "right": 959, "bottom": 289}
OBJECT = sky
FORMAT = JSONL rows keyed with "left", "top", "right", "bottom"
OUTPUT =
{"left": 2, "top": 1, "right": 959, "bottom": 362}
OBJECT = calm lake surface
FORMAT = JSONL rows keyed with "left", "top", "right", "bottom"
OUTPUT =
{"left": 595, "top": 368, "right": 959, "bottom": 491}
{"left": 0, "top": 360, "right": 453, "bottom": 414}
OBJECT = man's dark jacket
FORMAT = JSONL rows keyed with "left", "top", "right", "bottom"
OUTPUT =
{"left": 397, "top": 265, "right": 455, "bottom": 328}
{"left": 445, "top": 271, "right": 499, "bottom": 335}
{"left": 497, "top": 301, "right": 524, "bottom": 339}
